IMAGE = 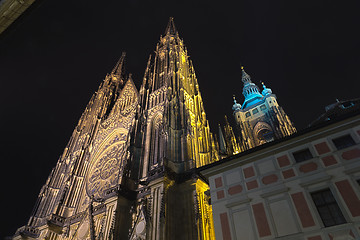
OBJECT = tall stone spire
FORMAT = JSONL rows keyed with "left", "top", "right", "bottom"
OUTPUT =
{"left": 224, "top": 115, "right": 241, "bottom": 155}
{"left": 164, "top": 17, "right": 177, "bottom": 36}
{"left": 111, "top": 52, "right": 126, "bottom": 80}
{"left": 136, "top": 17, "right": 218, "bottom": 174}
{"left": 129, "top": 17, "right": 217, "bottom": 240}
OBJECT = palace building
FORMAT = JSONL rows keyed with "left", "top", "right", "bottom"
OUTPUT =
{"left": 200, "top": 106, "right": 360, "bottom": 240}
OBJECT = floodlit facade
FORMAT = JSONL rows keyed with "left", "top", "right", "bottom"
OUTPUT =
{"left": 201, "top": 111, "right": 360, "bottom": 240}
{"left": 13, "top": 18, "right": 217, "bottom": 240}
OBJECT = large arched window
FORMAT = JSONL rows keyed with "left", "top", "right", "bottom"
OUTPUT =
{"left": 253, "top": 122, "right": 274, "bottom": 145}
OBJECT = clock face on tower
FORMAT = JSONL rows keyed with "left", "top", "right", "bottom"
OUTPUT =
{"left": 86, "top": 129, "right": 127, "bottom": 201}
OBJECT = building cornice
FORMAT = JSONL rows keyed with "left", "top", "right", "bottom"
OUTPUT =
{"left": 199, "top": 112, "right": 360, "bottom": 178}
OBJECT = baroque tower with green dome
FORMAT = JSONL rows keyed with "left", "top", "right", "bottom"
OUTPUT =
{"left": 232, "top": 67, "right": 296, "bottom": 151}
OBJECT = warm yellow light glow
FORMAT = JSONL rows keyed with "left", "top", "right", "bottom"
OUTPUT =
{"left": 195, "top": 179, "right": 215, "bottom": 240}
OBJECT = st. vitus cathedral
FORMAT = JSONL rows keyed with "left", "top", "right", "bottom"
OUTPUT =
{"left": 13, "top": 18, "right": 296, "bottom": 240}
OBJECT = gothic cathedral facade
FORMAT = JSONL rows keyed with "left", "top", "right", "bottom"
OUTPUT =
{"left": 14, "top": 18, "right": 217, "bottom": 240}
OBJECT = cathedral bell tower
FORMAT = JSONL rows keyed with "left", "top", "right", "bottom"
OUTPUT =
{"left": 128, "top": 17, "right": 217, "bottom": 240}
{"left": 134, "top": 18, "right": 218, "bottom": 176}
{"left": 232, "top": 67, "right": 296, "bottom": 150}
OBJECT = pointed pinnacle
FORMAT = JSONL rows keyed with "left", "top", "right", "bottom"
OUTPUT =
{"left": 142, "top": 54, "right": 152, "bottom": 88}
{"left": 111, "top": 52, "right": 126, "bottom": 77}
{"left": 165, "top": 17, "right": 177, "bottom": 36}
{"left": 241, "top": 66, "right": 251, "bottom": 83}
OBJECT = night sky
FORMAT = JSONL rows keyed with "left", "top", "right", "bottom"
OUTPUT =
{"left": 1, "top": 0, "right": 360, "bottom": 238}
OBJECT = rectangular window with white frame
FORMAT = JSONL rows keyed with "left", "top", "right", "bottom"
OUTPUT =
{"left": 310, "top": 189, "right": 346, "bottom": 227}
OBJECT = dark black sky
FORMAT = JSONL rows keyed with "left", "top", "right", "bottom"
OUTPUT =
{"left": 1, "top": 0, "right": 360, "bottom": 238}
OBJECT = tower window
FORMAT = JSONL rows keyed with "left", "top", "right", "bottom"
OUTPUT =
{"left": 292, "top": 148, "right": 313, "bottom": 162}
{"left": 245, "top": 112, "right": 251, "bottom": 118}
{"left": 252, "top": 108, "right": 259, "bottom": 114}
{"left": 332, "top": 135, "right": 356, "bottom": 150}
{"left": 260, "top": 105, "right": 266, "bottom": 111}
{"left": 311, "top": 189, "right": 346, "bottom": 227}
